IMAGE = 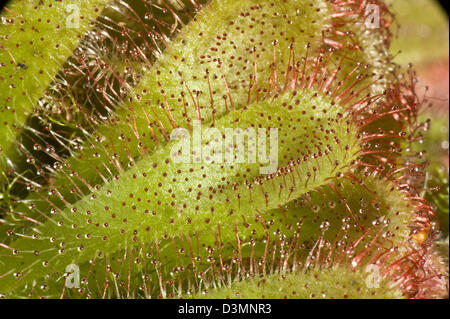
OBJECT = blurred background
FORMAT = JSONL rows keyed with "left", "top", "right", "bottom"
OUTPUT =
{"left": 387, "top": 0, "right": 449, "bottom": 257}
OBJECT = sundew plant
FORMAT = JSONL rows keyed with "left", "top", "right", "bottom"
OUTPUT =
{"left": 0, "top": 0, "right": 448, "bottom": 299}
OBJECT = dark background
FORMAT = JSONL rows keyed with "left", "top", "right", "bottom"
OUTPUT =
{"left": 438, "top": 0, "right": 448, "bottom": 14}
